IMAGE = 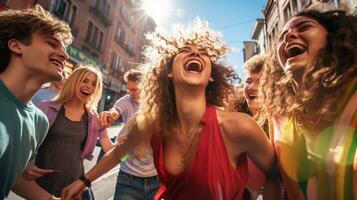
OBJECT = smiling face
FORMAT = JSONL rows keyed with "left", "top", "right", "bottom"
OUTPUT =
{"left": 20, "top": 32, "right": 69, "bottom": 82}
{"left": 277, "top": 16, "right": 328, "bottom": 80}
{"left": 74, "top": 72, "right": 97, "bottom": 104}
{"left": 127, "top": 80, "right": 140, "bottom": 101}
{"left": 171, "top": 44, "right": 212, "bottom": 87}
{"left": 243, "top": 71, "right": 260, "bottom": 112}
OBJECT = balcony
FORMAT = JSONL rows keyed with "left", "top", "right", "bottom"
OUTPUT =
{"left": 89, "top": 6, "right": 112, "bottom": 27}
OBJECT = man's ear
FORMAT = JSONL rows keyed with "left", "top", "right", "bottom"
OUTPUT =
{"left": 8, "top": 39, "right": 23, "bottom": 55}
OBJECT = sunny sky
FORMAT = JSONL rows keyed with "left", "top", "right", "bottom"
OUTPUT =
{"left": 142, "top": 0, "right": 267, "bottom": 80}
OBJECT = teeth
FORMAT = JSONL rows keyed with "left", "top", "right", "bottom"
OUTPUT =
{"left": 184, "top": 60, "right": 202, "bottom": 72}
{"left": 286, "top": 44, "right": 305, "bottom": 51}
{"left": 50, "top": 60, "right": 62, "bottom": 69}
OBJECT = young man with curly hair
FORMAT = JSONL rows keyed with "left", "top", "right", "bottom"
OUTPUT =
{"left": 0, "top": 5, "right": 72, "bottom": 199}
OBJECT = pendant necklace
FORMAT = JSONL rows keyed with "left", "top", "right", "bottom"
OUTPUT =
{"left": 179, "top": 122, "right": 202, "bottom": 164}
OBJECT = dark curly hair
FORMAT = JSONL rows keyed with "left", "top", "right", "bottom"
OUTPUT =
{"left": 136, "top": 20, "right": 239, "bottom": 134}
{"left": 258, "top": 10, "right": 357, "bottom": 125}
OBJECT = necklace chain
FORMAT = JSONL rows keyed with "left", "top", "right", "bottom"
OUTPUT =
{"left": 179, "top": 122, "right": 202, "bottom": 164}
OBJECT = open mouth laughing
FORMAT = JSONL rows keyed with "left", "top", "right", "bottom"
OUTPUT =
{"left": 285, "top": 43, "right": 306, "bottom": 60}
{"left": 184, "top": 59, "right": 203, "bottom": 73}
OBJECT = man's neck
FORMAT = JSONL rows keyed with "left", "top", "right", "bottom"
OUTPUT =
{"left": 0, "top": 62, "right": 44, "bottom": 103}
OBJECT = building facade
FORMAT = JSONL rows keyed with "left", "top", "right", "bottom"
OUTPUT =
{"left": 0, "top": 0, "right": 156, "bottom": 111}
{"left": 243, "top": 0, "right": 356, "bottom": 60}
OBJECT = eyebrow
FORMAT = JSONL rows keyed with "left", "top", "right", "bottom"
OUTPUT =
{"left": 279, "top": 20, "right": 318, "bottom": 40}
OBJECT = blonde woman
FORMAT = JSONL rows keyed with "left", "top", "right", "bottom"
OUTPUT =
{"left": 24, "top": 66, "right": 114, "bottom": 199}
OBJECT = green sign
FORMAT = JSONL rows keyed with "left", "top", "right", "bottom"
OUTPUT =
{"left": 66, "top": 45, "right": 102, "bottom": 68}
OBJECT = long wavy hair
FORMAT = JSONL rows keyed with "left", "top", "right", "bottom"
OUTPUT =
{"left": 136, "top": 19, "right": 239, "bottom": 134}
{"left": 258, "top": 10, "right": 357, "bottom": 125}
{"left": 54, "top": 65, "right": 103, "bottom": 112}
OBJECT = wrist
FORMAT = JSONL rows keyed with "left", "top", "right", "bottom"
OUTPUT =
{"left": 79, "top": 174, "right": 91, "bottom": 188}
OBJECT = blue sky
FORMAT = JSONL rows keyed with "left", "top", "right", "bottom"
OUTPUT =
{"left": 144, "top": 0, "right": 267, "bottom": 79}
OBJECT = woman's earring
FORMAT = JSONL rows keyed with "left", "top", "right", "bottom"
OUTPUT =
{"left": 168, "top": 74, "right": 173, "bottom": 78}
{"left": 209, "top": 77, "right": 214, "bottom": 82}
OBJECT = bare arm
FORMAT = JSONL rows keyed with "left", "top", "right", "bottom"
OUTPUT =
{"left": 220, "top": 112, "right": 279, "bottom": 199}
{"left": 12, "top": 174, "right": 58, "bottom": 200}
{"left": 99, "top": 135, "right": 116, "bottom": 153}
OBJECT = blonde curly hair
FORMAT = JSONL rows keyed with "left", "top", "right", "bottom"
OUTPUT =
{"left": 258, "top": 10, "right": 357, "bottom": 125}
{"left": 137, "top": 19, "right": 239, "bottom": 134}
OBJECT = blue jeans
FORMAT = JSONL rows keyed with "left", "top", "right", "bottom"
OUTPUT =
{"left": 82, "top": 188, "right": 95, "bottom": 200}
{"left": 114, "top": 170, "right": 161, "bottom": 200}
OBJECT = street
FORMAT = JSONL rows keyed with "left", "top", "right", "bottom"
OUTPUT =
{"left": 8, "top": 125, "right": 124, "bottom": 200}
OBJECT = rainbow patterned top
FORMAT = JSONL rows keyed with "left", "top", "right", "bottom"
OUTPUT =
{"left": 270, "top": 79, "right": 357, "bottom": 200}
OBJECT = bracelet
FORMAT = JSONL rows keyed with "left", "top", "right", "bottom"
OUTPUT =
{"left": 79, "top": 174, "right": 91, "bottom": 188}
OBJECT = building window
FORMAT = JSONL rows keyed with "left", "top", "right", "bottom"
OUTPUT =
{"left": 283, "top": 3, "right": 292, "bottom": 23}
{"left": 98, "top": 32, "right": 104, "bottom": 51}
{"left": 111, "top": 51, "right": 122, "bottom": 71}
{"left": 116, "top": 26, "right": 122, "bottom": 39}
{"left": 85, "top": 21, "right": 104, "bottom": 51}
{"left": 53, "top": 0, "right": 68, "bottom": 19}
{"left": 67, "top": 5, "right": 77, "bottom": 27}
{"left": 86, "top": 21, "right": 93, "bottom": 42}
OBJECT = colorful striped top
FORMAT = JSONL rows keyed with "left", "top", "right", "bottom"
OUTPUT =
{"left": 270, "top": 80, "right": 357, "bottom": 200}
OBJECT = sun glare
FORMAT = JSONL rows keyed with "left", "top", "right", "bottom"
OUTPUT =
{"left": 142, "top": 0, "right": 171, "bottom": 26}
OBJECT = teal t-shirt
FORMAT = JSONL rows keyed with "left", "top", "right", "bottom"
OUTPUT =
{"left": 0, "top": 80, "right": 49, "bottom": 199}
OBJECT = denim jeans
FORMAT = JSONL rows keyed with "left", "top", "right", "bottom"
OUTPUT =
{"left": 114, "top": 170, "right": 161, "bottom": 200}
{"left": 82, "top": 188, "right": 95, "bottom": 200}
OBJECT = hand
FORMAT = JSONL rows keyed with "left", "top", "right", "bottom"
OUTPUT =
{"left": 23, "top": 163, "right": 53, "bottom": 180}
{"left": 61, "top": 180, "right": 85, "bottom": 200}
{"left": 98, "top": 110, "right": 119, "bottom": 127}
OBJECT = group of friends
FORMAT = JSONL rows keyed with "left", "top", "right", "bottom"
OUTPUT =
{"left": 0, "top": 4, "right": 356, "bottom": 200}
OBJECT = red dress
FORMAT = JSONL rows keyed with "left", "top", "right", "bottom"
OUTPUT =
{"left": 151, "top": 106, "right": 248, "bottom": 200}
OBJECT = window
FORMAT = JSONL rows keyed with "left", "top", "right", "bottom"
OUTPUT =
{"left": 98, "top": 32, "right": 104, "bottom": 51}
{"left": 54, "top": 0, "right": 68, "bottom": 19}
{"left": 67, "top": 5, "right": 77, "bottom": 27}
{"left": 86, "top": 21, "right": 104, "bottom": 51}
{"left": 116, "top": 26, "right": 122, "bottom": 39}
{"left": 53, "top": 0, "right": 77, "bottom": 26}
{"left": 86, "top": 21, "right": 93, "bottom": 42}
{"left": 283, "top": 3, "right": 292, "bottom": 23}
{"left": 111, "top": 52, "right": 122, "bottom": 71}
{"left": 92, "top": 27, "right": 99, "bottom": 47}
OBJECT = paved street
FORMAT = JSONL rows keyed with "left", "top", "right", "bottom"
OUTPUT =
{"left": 8, "top": 124, "right": 124, "bottom": 200}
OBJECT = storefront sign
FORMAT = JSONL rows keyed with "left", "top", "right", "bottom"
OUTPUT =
{"left": 66, "top": 45, "right": 102, "bottom": 68}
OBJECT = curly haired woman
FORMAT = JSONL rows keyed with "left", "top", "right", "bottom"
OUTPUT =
{"left": 258, "top": 10, "right": 357, "bottom": 200}
{"left": 62, "top": 20, "right": 277, "bottom": 200}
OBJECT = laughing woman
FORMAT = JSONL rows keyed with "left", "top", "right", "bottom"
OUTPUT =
{"left": 258, "top": 10, "right": 357, "bottom": 200}
{"left": 25, "top": 66, "right": 114, "bottom": 199}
